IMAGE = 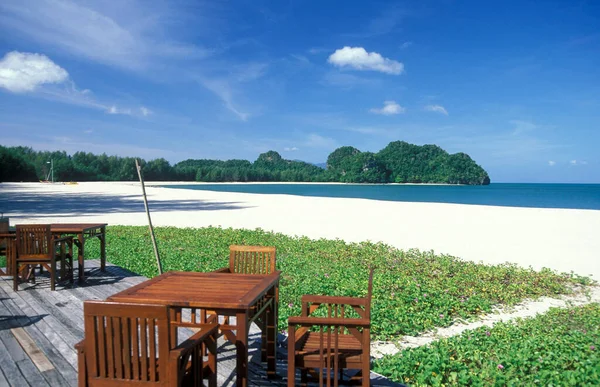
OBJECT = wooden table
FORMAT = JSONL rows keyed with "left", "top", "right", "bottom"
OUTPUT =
{"left": 107, "top": 271, "right": 280, "bottom": 387}
{"left": 50, "top": 223, "right": 107, "bottom": 282}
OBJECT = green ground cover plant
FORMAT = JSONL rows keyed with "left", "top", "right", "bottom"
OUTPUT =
{"left": 84, "top": 225, "right": 592, "bottom": 338}
{"left": 373, "top": 303, "right": 600, "bottom": 386}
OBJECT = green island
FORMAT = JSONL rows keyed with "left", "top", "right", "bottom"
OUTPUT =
{"left": 1, "top": 141, "right": 490, "bottom": 185}
{"left": 81, "top": 225, "right": 598, "bottom": 386}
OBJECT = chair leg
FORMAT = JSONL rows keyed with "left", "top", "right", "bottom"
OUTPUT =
{"left": 51, "top": 259, "right": 56, "bottom": 291}
{"left": 13, "top": 264, "right": 19, "bottom": 292}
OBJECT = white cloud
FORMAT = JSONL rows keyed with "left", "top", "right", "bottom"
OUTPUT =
{"left": 107, "top": 105, "right": 133, "bottom": 115}
{"left": 328, "top": 46, "right": 404, "bottom": 75}
{"left": 570, "top": 160, "right": 577, "bottom": 165}
{"left": 370, "top": 100, "right": 405, "bottom": 115}
{"left": 400, "top": 41, "right": 413, "bottom": 49}
{"left": 0, "top": 51, "right": 151, "bottom": 117}
{"left": 424, "top": 104, "right": 449, "bottom": 115}
{"left": 0, "top": 51, "right": 69, "bottom": 92}
{"left": 284, "top": 147, "right": 299, "bottom": 151}
{"left": 548, "top": 160, "right": 556, "bottom": 166}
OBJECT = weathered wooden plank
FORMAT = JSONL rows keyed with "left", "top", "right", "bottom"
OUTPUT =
{"left": 0, "top": 285, "right": 78, "bottom": 386}
{"left": 0, "top": 282, "right": 81, "bottom": 367}
{"left": 15, "top": 358, "right": 50, "bottom": 386}
{"left": 0, "top": 365, "right": 10, "bottom": 387}
{"left": 0, "top": 328, "right": 29, "bottom": 387}
{"left": 11, "top": 327, "right": 55, "bottom": 372}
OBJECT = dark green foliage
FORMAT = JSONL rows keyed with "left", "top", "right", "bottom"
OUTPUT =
{"left": 0, "top": 141, "right": 490, "bottom": 184}
{"left": 374, "top": 304, "right": 600, "bottom": 386}
{"left": 84, "top": 226, "right": 591, "bottom": 338}
{"left": 0, "top": 146, "right": 37, "bottom": 182}
{"left": 326, "top": 146, "right": 361, "bottom": 170}
{"left": 377, "top": 141, "right": 490, "bottom": 185}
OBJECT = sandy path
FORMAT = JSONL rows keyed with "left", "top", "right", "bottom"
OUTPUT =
{"left": 2, "top": 181, "right": 599, "bottom": 279}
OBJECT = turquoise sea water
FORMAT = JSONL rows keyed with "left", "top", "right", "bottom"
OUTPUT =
{"left": 162, "top": 183, "right": 600, "bottom": 210}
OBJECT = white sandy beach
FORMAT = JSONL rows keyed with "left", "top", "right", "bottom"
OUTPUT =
{"left": 2, "top": 181, "right": 599, "bottom": 280}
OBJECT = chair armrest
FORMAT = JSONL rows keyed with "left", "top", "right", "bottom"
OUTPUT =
{"left": 212, "top": 267, "right": 231, "bottom": 273}
{"left": 288, "top": 316, "right": 370, "bottom": 328}
{"left": 170, "top": 324, "right": 219, "bottom": 359}
{"left": 301, "top": 294, "right": 368, "bottom": 307}
{"left": 75, "top": 339, "right": 85, "bottom": 352}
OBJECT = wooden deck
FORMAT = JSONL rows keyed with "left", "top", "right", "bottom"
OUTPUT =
{"left": 0, "top": 260, "right": 402, "bottom": 386}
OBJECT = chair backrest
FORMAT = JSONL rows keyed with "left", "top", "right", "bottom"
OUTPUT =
{"left": 229, "top": 245, "right": 276, "bottom": 274}
{"left": 82, "top": 301, "right": 171, "bottom": 385}
{"left": 16, "top": 224, "right": 52, "bottom": 260}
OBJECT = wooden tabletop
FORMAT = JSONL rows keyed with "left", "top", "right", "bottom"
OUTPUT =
{"left": 108, "top": 271, "right": 281, "bottom": 310}
{"left": 49, "top": 223, "right": 108, "bottom": 233}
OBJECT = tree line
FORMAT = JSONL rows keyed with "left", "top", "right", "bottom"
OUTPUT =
{"left": 0, "top": 141, "right": 490, "bottom": 185}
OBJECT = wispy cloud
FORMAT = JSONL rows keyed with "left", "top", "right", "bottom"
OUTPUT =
{"left": 400, "top": 41, "right": 413, "bottom": 49}
{"left": 194, "top": 62, "right": 269, "bottom": 121}
{"left": 424, "top": 104, "right": 449, "bottom": 115}
{"left": 321, "top": 72, "right": 382, "bottom": 89}
{"left": 343, "top": 6, "right": 408, "bottom": 38}
{"left": 308, "top": 47, "right": 331, "bottom": 55}
{"left": 510, "top": 120, "right": 538, "bottom": 135}
{"left": 370, "top": 100, "right": 405, "bottom": 115}
{"left": 548, "top": 160, "right": 556, "bottom": 166}
{"left": 284, "top": 147, "right": 299, "bottom": 151}
{"left": 0, "top": 51, "right": 150, "bottom": 117}
{"left": 305, "top": 133, "right": 338, "bottom": 149}
{"left": 328, "top": 47, "right": 404, "bottom": 75}
{"left": 0, "top": 0, "right": 209, "bottom": 71}
{"left": 570, "top": 160, "right": 588, "bottom": 166}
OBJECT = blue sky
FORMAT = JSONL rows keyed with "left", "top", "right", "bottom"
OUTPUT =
{"left": 0, "top": 0, "right": 598, "bottom": 183}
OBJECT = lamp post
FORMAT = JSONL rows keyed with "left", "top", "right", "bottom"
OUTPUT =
{"left": 46, "top": 160, "right": 54, "bottom": 183}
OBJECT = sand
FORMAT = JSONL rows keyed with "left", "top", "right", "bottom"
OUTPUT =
{"left": 1, "top": 181, "right": 599, "bottom": 280}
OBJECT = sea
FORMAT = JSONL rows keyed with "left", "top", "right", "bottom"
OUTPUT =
{"left": 161, "top": 183, "right": 600, "bottom": 210}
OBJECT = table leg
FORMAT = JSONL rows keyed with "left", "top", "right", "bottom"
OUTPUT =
{"left": 236, "top": 311, "right": 249, "bottom": 387}
{"left": 77, "top": 234, "right": 85, "bottom": 282}
{"left": 100, "top": 227, "right": 106, "bottom": 272}
{"left": 266, "top": 288, "right": 277, "bottom": 377}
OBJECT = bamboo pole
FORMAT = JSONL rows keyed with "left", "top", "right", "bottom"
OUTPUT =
{"left": 135, "top": 159, "right": 163, "bottom": 274}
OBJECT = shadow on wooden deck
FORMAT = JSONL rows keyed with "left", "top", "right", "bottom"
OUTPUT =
{"left": 0, "top": 260, "right": 404, "bottom": 386}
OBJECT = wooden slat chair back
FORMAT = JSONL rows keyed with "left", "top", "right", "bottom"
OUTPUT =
{"left": 229, "top": 245, "right": 277, "bottom": 275}
{"left": 76, "top": 301, "right": 218, "bottom": 387}
{"left": 14, "top": 224, "right": 73, "bottom": 291}
{"left": 288, "top": 268, "right": 375, "bottom": 387}
{"left": 0, "top": 234, "right": 16, "bottom": 277}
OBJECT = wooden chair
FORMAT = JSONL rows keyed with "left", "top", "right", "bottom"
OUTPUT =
{"left": 214, "top": 245, "right": 277, "bottom": 275}
{"left": 208, "top": 245, "right": 277, "bottom": 356}
{"left": 75, "top": 301, "right": 219, "bottom": 387}
{"left": 14, "top": 224, "right": 74, "bottom": 291}
{"left": 287, "top": 268, "right": 374, "bottom": 387}
{"left": 0, "top": 233, "right": 16, "bottom": 277}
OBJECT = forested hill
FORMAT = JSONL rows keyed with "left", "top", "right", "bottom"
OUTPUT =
{"left": 0, "top": 142, "right": 490, "bottom": 185}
